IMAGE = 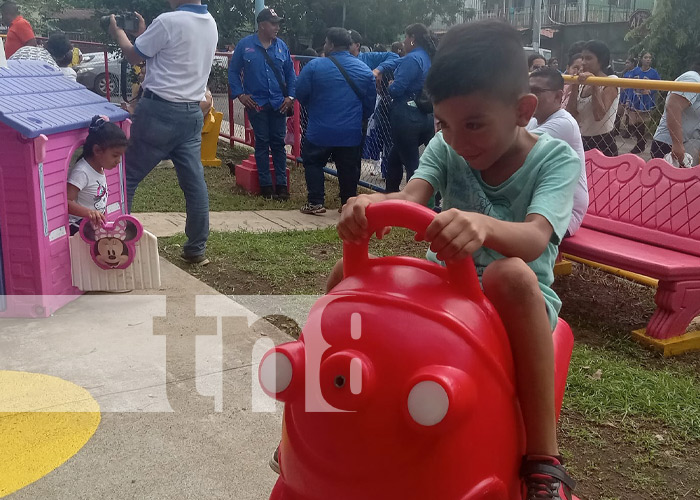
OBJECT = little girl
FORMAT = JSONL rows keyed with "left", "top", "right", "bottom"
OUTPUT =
{"left": 67, "top": 116, "right": 128, "bottom": 235}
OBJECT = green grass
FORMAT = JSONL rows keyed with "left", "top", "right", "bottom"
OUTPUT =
{"left": 160, "top": 226, "right": 427, "bottom": 294}
{"left": 130, "top": 144, "right": 347, "bottom": 212}
{"left": 565, "top": 343, "right": 700, "bottom": 441}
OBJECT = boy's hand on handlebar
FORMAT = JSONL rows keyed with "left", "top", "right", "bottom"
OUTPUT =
{"left": 425, "top": 209, "right": 488, "bottom": 262}
{"left": 337, "top": 195, "right": 390, "bottom": 244}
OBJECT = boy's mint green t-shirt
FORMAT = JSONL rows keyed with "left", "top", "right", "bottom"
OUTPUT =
{"left": 412, "top": 132, "right": 580, "bottom": 330}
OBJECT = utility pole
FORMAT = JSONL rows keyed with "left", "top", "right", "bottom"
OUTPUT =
{"left": 342, "top": 2, "right": 346, "bottom": 28}
{"left": 532, "top": 0, "right": 541, "bottom": 52}
{"left": 255, "top": 0, "right": 265, "bottom": 18}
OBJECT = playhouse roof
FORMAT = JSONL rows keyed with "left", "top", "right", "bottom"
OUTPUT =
{"left": 0, "top": 60, "right": 129, "bottom": 139}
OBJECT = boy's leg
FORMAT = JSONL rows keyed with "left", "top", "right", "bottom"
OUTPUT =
{"left": 482, "top": 258, "right": 557, "bottom": 455}
{"left": 168, "top": 104, "right": 210, "bottom": 258}
{"left": 124, "top": 98, "right": 170, "bottom": 211}
{"left": 482, "top": 258, "right": 575, "bottom": 499}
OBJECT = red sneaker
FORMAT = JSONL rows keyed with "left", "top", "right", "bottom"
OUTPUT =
{"left": 520, "top": 455, "right": 576, "bottom": 500}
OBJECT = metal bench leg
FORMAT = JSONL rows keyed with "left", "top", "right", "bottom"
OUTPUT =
{"left": 633, "top": 280, "right": 700, "bottom": 356}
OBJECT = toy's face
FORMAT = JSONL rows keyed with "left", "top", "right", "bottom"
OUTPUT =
{"left": 95, "top": 237, "right": 128, "bottom": 268}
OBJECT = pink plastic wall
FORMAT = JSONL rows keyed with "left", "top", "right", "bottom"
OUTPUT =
{"left": 0, "top": 121, "right": 129, "bottom": 317}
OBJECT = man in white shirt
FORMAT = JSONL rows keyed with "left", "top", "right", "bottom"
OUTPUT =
{"left": 527, "top": 67, "right": 588, "bottom": 236}
{"left": 109, "top": 1, "right": 218, "bottom": 264}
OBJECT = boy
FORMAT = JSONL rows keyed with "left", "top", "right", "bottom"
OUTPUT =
{"left": 336, "top": 21, "right": 579, "bottom": 499}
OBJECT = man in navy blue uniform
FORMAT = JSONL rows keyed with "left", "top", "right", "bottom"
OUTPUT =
{"left": 296, "top": 27, "right": 376, "bottom": 214}
{"left": 229, "top": 7, "right": 295, "bottom": 200}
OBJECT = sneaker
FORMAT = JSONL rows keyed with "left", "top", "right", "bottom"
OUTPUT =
{"left": 180, "top": 252, "right": 210, "bottom": 266}
{"left": 269, "top": 446, "right": 280, "bottom": 475}
{"left": 276, "top": 185, "right": 290, "bottom": 201}
{"left": 260, "top": 185, "right": 276, "bottom": 200}
{"left": 300, "top": 203, "right": 326, "bottom": 215}
{"left": 521, "top": 455, "right": 576, "bottom": 500}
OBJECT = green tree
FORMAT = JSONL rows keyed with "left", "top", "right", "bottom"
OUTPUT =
{"left": 278, "top": 0, "right": 462, "bottom": 51}
{"left": 627, "top": 0, "right": 700, "bottom": 79}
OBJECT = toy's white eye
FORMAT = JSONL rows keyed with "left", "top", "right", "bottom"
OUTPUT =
{"left": 407, "top": 381, "right": 449, "bottom": 426}
{"left": 259, "top": 352, "right": 293, "bottom": 394}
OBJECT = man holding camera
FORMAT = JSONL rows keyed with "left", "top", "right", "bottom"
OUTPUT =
{"left": 109, "top": 0, "right": 217, "bottom": 265}
{"left": 228, "top": 8, "right": 295, "bottom": 200}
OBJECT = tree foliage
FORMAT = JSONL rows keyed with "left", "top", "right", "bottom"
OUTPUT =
{"left": 627, "top": 0, "right": 700, "bottom": 80}
{"left": 278, "top": 0, "right": 462, "bottom": 50}
{"left": 26, "top": 0, "right": 461, "bottom": 52}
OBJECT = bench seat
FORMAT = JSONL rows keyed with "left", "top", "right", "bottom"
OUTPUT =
{"left": 560, "top": 227, "right": 700, "bottom": 281}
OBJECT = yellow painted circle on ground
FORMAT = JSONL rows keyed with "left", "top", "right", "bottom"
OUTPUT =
{"left": 0, "top": 371, "right": 101, "bottom": 497}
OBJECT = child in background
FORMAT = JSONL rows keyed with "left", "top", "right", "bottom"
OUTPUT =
{"left": 67, "top": 116, "right": 128, "bottom": 235}
{"left": 335, "top": 20, "right": 579, "bottom": 499}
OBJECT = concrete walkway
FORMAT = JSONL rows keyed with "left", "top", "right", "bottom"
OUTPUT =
{"left": 0, "top": 259, "right": 294, "bottom": 499}
{"left": 137, "top": 210, "right": 341, "bottom": 237}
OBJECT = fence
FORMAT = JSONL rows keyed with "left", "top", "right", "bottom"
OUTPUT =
{"left": 561, "top": 74, "right": 700, "bottom": 166}
{"left": 218, "top": 54, "right": 392, "bottom": 192}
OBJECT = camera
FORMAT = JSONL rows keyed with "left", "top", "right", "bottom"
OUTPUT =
{"left": 100, "top": 12, "right": 140, "bottom": 32}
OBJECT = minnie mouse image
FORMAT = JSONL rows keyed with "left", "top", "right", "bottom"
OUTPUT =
{"left": 79, "top": 215, "right": 143, "bottom": 270}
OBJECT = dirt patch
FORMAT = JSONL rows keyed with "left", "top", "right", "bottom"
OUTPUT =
{"left": 560, "top": 411, "right": 700, "bottom": 500}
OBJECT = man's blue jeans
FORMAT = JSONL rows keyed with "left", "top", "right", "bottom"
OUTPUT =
{"left": 125, "top": 96, "right": 209, "bottom": 257}
{"left": 247, "top": 105, "right": 288, "bottom": 188}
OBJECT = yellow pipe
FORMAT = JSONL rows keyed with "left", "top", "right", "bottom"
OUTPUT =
{"left": 562, "top": 74, "right": 700, "bottom": 93}
{"left": 561, "top": 253, "right": 659, "bottom": 289}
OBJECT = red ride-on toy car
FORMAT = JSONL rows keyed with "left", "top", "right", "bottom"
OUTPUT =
{"left": 258, "top": 200, "right": 575, "bottom": 500}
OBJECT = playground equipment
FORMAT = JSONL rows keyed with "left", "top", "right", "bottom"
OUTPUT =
{"left": 258, "top": 200, "right": 575, "bottom": 500}
{"left": 0, "top": 60, "right": 159, "bottom": 317}
{"left": 201, "top": 106, "right": 224, "bottom": 167}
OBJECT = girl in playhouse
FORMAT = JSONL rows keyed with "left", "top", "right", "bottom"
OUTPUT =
{"left": 67, "top": 116, "right": 128, "bottom": 235}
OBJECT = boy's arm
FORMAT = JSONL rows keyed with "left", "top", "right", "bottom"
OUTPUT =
{"left": 426, "top": 210, "right": 554, "bottom": 263}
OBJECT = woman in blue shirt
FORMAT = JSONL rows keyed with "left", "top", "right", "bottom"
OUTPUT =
{"left": 626, "top": 51, "right": 661, "bottom": 154}
{"left": 375, "top": 23, "right": 437, "bottom": 192}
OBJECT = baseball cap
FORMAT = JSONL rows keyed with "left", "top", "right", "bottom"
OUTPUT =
{"left": 257, "top": 8, "right": 283, "bottom": 23}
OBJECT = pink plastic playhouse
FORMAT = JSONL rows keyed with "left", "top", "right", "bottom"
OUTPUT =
{"left": 0, "top": 60, "right": 131, "bottom": 317}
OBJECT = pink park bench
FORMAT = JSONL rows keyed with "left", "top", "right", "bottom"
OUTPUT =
{"left": 559, "top": 149, "right": 700, "bottom": 356}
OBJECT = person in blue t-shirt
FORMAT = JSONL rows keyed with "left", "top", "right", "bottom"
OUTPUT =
{"left": 625, "top": 51, "right": 661, "bottom": 154}
{"left": 229, "top": 7, "right": 296, "bottom": 200}
{"left": 296, "top": 27, "right": 376, "bottom": 214}
{"left": 374, "top": 23, "right": 438, "bottom": 192}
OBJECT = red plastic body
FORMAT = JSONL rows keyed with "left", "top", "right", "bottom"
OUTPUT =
{"left": 260, "top": 201, "right": 574, "bottom": 500}
{"left": 235, "top": 154, "right": 290, "bottom": 194}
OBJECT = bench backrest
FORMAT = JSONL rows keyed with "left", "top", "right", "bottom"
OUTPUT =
{"left": 583, "top": 149, "right": 700, "bottom": 258}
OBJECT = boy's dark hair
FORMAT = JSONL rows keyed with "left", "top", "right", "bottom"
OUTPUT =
{"left": 568, "top": 52, "right": 582, "bottom": 67}
{"left": 301, "top": 47, "right": 318, "bottom": 57}
{"left": 348, "top": 29, "right": 362, "bottom": 45}
{"left": 405, "top": 23, "right": 437, "bottom": 58}
{"left": 82, "top": 116, "right": 128, "bottom": 159}
{"left": 326, "top": 27, "right": 352, "bottom": 49}
{"left": 528, "top": 53, "right": 546, "bottom": 68}
{"left": 374, "top": 43, "right": 386, "bottom": 52}
{"left": 391, "top": 41, "right": 403, "bottom": 54}
{"left": 583, "top": 39, "right": 613, "bottom": 75}
{"left": 426, "top": 21, "right": 528, "bottom": 105}
{"left": 529, "top": 67, "right": 564, "bottom": 91}
{"left": 45, "top": 33, "right": 73, "bottom": 67}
